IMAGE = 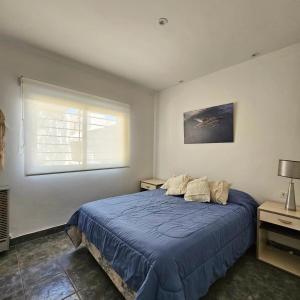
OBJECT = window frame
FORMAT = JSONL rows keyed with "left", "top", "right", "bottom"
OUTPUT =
{"left": 21, "top": 78, "right": 130, "bottom": 176}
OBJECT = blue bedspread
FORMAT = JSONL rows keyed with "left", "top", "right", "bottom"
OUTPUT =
{"left": 67, "top": 189, "right": 258, "bottom": 300}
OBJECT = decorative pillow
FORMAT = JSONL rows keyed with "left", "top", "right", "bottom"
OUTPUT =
{"left": 209, "top": 180, "right": 230, "bottom": 205}
{"left": 161, "top": 178, "right": 170, "bottom": 189}
{"left": 184, "top": 177, "right": 210, "bottom": 202}
{"left": 163, "top": 174, "right": 193, "bottom": 195}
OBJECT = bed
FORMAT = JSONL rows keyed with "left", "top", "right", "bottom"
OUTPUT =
{"left": 66, "top": 188, "right": 258, "bottom": 300}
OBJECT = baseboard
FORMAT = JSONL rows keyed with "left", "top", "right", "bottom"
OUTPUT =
{"left": 10, "top": 224, "right": 66, "bottom": 246}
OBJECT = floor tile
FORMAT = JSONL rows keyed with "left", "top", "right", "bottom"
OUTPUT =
{"left": 67, "top": 262, "right": 109, "bottom": 291}
{"left": 45, "top": 231, "right": 69, "bottom": 242}
{"left": 21, "top": 260, "right": 64, "bottom": 287}
{"left": 24, "top": 273, "right": 75, "bottom": 300}
{"left": 16, "top": 236, "right": 49, "bottom": 253}
{"left": 16, "top": 232, "right": 73, "bottom": 269}
{"left": 62, "top": 293, "right": 80, "bottom": 300}
{"left": 78, "top": 285, "right": 123, "bottom": 300}
{"left": 44, "top": 232, "right": 74, "bottom": 255}
{"left": 0, "top": 247, "right": 19, "bottom": 277}
{"left": 58, "top": 247, "right": 95, "bottom": 273}
{"left": 202, "top": 253, "right": 300, "bottom": 300}
{"left": 1, "top": 290, "right": 25, "bottom": 300}
{"left": 59, "top": 248, "right": 115, "bottom": 293}
{"left": 17, "top": 248, "right": 53, "bottom": 270}
{"left": 0, "top": 272, "right": 23, "bottom": 300}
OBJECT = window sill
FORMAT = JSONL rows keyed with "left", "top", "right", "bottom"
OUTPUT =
{"left": 25, "top": 166, "right": 130, "bottom": 176}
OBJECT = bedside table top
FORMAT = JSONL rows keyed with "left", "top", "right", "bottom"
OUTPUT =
{"left": 259, "top": 201, "right": 300, "bottom": 220}
{"left": 141, "top": 178, "right": 165, "bottom": 185}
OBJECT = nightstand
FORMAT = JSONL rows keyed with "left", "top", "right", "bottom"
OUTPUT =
{"left": 257, "top": 201, "right": 300, "bottom": 276}
{"left": 140, "top": 178, "right": 165, "bottom": 191}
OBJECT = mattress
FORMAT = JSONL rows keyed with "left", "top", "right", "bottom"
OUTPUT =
{"left": 66, "top": 188, "right": 258, "bottom": 300}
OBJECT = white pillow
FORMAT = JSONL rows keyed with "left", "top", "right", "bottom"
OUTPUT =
{"left": 163, "top": 174, "right": 193, "bottom": 195}
{"left": 161, "top": 179, "right": 170, "bottom": 189}
{"left": 209, "top": 180, "right": 230, "bottom": 205}
{"left": 184, "top": 177, "right": 210, "bottom": 202}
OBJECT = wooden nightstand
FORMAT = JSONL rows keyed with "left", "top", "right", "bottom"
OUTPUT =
{"left": 140, "top": 178, "right": 165, "bottom": 191}
{"left": 257, "top": 201, "right": 300, "bottom": 276}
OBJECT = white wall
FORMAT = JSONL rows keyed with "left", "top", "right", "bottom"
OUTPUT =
{"left": 0, "top": 39, "right": 155, "bottom": 237}
{"left": 155, "top": 43, "right": 300, "bottom": 204}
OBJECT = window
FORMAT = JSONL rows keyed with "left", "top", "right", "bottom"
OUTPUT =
{"left": 22, "top": 78, "right": 130, "bottom": 175}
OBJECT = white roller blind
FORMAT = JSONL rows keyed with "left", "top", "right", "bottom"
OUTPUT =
{"left": 22, "top": 78, "right": 130, "bottom": 175}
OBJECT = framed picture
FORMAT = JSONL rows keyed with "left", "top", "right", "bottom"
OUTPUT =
{"left": 184, "top": 103, "right": 234, "bottom": 144}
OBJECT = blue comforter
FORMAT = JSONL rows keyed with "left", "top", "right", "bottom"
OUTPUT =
{"left": 67, "top": 188, "right": 257, "bottom": 300}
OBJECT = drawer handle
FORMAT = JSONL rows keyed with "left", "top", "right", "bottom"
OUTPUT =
{"left": 142, "top": 184, "right": 152, "bottom": 189}
{"left": 278, "top": 218, "right": 292, "bottom": 225}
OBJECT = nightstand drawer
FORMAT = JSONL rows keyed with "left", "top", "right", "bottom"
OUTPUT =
{"left": 260, "top": 211, "right": 300, "bottom": 231}
{"left": 141, "top": 182, "right": 156, "bottom": 190}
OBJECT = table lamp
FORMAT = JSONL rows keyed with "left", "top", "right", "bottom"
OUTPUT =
{"left": 278, "top": 159, "right": 300, "bottom": 211}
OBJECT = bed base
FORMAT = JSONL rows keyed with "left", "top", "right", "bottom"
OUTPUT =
{"left": 67, "top": 226, "right": 136, "bottom": 300}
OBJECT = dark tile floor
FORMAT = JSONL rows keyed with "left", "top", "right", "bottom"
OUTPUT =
{"left": 0, "top": 231, "right": 299, "bottom": 300}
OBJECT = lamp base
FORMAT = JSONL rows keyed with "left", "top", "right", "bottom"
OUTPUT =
{"left": 285, "top": 181, "right": 296, "bottom": 211}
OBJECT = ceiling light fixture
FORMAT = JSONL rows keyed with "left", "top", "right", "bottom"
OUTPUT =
{"left": 178, "top": 80, "right": 184, "bottom": 84}
{"left": 158, "top": 17, "right": 168, "bottom": 26}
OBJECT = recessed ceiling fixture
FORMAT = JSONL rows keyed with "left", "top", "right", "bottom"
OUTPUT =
{"left": 251, "top": 52, "right": 260, "bottom": 57}
{"left": 158, "top": 17, "right": 168, "bottom": 26}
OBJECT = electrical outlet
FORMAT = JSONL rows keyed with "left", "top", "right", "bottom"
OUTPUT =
{"left": 280, "top": 191, "right": 287, "bottom": 200}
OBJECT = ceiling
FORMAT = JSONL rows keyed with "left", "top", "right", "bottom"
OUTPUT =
{"left": 0, "top": 0, "right": 300, "bottom": 91}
